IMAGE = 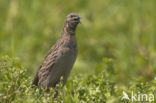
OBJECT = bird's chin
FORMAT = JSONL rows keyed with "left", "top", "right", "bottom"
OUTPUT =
{"left": 71, "top": 19, "right": 81, "bottom": 24}
{"left": 68, "top": 22, "right": 78, "bottom": 27}
{"left": 74, "top": 20, "right": 81, "bottom": 23}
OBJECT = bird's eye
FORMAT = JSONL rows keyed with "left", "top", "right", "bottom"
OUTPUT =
{"left": 70, "top": 15, "right": 74, "bottom": 18}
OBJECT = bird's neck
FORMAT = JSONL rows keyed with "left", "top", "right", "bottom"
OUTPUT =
{"left": 61, "top": 22, "right": 76, "bottom": 37}
{"left": 58, "top": 22, "right": 77, "bottom": 47}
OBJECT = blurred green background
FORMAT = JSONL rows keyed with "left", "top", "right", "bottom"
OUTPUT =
{"left": 0, "top": 0, "right": 156, "bottom": 84}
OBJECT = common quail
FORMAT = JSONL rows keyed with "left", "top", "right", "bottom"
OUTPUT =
{"left": 32, "top": 13, "right": 80, "bottom": 88}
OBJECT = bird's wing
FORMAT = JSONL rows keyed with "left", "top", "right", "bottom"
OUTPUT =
{"left": 32, "top": 39, "right": 64, "bottom": 86}
{"left": 31, "top": 65, "right": 41, "bottom": 86}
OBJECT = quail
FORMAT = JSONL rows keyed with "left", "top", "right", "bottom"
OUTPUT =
{"left": 32, "top": 13, "right": 80, "bottom": 88}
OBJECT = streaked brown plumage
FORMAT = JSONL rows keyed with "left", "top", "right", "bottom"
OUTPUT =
{"left": 32, "top": 13, "right": 80, "bottom": 88}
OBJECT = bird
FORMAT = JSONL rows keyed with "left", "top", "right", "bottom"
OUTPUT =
{"left": 32, "top": 13, "right": 81, "bottom": 89}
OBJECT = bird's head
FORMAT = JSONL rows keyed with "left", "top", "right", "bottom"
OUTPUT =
{"left": 65, "top": 13, "right": 81, "bottom": 30}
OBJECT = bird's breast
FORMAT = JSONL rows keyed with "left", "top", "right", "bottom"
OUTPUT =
{"left": 47, "top": 44, "right": 78, "bottom": 86}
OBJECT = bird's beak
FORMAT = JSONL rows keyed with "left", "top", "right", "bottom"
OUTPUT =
{"left": 75, "top": 18, "right": 81, "bottom": 24}
{"left": 78, "top": 19, "right": 81, "bottom": 24}
{"left": 78, "top": 16, "right": 81, "bottom": 24}
{"left": 72, "top": 16, "right": 81, "bottom": 24}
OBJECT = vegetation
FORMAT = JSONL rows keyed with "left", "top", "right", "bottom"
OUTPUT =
{"left": 0, "top": 0, "right": 156, "bottom": 102}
